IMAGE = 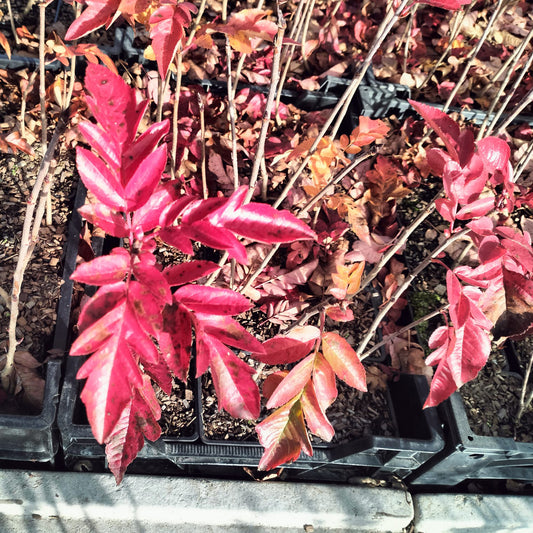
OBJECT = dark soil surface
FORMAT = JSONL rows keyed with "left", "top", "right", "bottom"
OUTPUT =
{"left": 460, "top": 348, "right": 533, "bottom": 442}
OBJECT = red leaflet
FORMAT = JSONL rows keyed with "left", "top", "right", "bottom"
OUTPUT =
{"left": 203, "top": 335, "right": 260, "bottom": 419}
{"left": 83, "top": 64, "right": 146, "bottom": 150}
{"left": 164, "top": 261, "right": 220, "bottom": 287}
{"left": 132, "top": 256, "right": 172, "bottom": 305}
{"left": 159, "top": 304, "right": 193, "bottom": 382}
{"left": 77, "top": 305, "right": 144, "bottom": 443}
{"left": 196, "top": 314, "right": 265, "bottom": 354}
{"left": 124, "top": 145, "right": 167, "bottom": 210}
{"left": 321, "top": 332, "right": 367, "bottom": 391}
{"left": 254, "top": 326, "right": 320, "bottom": 365}
{"left": 133, "top": 184, "right": 181, "bottom": 232}
{"left": 174, "top": 285, "right": 253, "bottom": 315}
{"left": 65, "top": 0, "right": 119, "bottom": 40}
{"left": 77, "top": 121, "right": 120, "bottom": 170}
{"left": 77, "top": 282, "right": 127, "bottom": 333}
{"left": 409, "top": 100, "right": 461, "bottom": 162}
{"left": 105, "top": 375, "right": 162, "bottom": 484}
{"left": 71, "top": 249, "right": 130, "bottom": 286}
{"left": 78, "top": 204, "right": 129, "bottom": 238}
{"left": 149, "top": 2, "right": 197, "bottom": 78}
{"left": 256, "top": 399, "right": 312, "bottom": 471}
{"left": 216, "top": 202, "right": 317, "bottom": 244}
{"left": 76, "top": 147, "right": 126, "bottom": 211}
{"left": 414, "top": 0, "right": 471, "bottom": 10}
{"left": 311, "top": 353, "right": 337, "bottom": 411}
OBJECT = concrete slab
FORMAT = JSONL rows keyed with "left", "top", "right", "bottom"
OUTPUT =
{"left": 0, "top": 470, "right": 413, "bottom": 533}
{"left": 414, "top": 493, "right": 533, "bottom": 533}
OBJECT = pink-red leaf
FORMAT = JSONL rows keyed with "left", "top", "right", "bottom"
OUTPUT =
{"left": 77, "top": 307, "right": 144, "bottom": 443}
{"left": 195, "top": 313, "right": 265, "bottom": 354}
{"left": 159, "top": 304, "right": 192, "bottom": 382}
{"left": 301, "top": 381, "right": 334, "bottom": 442}
{"left": 76, "top": 147, "right": 126, "bottom": 210}
{"left": 174, "top": 285, "right": 252, "bottom": 315}
{"left": 312, "top": 353, "right": 337, "bottom": 411}
{"left": 71, "top": 249, "right": 130, "bottom": 285}
{"left": 149, "top": 2, "right": 197, "bottom": 78}
{"left": 253, "top": 326, "right": 319, "bottom": 365}
{"left": 409, "top": 100, "right": 461, "bottom": 162}
{"left": 124, "top": 145, "right": 167, "bottom": 210}
{"left": 204, "top": 335, "right": 260, "bottom": 419}
{"left": 216, "top": 202, "right": 317, "bottom": 244}
{"left": 321, "top": 332, "right": 367, "bottom": 391}
{"left": 84, "top": 64, "right": 146, "bottom": 149}
{"left": 77, "top": 282, "right": 127, "bottom": 334}
{"left": 78, "top": 204, "right": 129, "bottom": 238}
{"left": 65, "top": 0, "right": 119, "bottom": 40}
{"left": 105, "top": 374, "right": 162, "bottom": 484}
{"left": 78, "top": 120, "right": 120, "bottom": 170}
{"left": 164, "top": 260, "right": 220, "bottom": 287}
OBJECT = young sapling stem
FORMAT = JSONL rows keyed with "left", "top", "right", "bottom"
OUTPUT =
{"left": 1, "top": 119, "right": 65, "bottom": 392}
{"left": 356, "top": 227, "right": 470, "bottom": 356}
{"left": 198, "top": 94, "right": 208, "bottom": 199}
{"left": 245, "top": 15, "right": 286, "bottom": 204}
{"left": 484, "top": 45, "right": 533, "bottom": 138}
{"left": 171, "top": 49, "right": 183, "bottom": 180}
{"left": 359, "top": 304, "right": 450, "bottom": 360}
{"left": 516, "top": 350, "right": 533, "bottom": 428}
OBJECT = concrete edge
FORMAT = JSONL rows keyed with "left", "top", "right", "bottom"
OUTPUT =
{"left": 0, "top": 470, "right": 414, "bottom": 533}
{"left": 413, "top": 493, "right": 533, "bottom": 533}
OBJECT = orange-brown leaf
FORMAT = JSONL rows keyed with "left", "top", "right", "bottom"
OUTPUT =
{"left": 0, "top": 31, "right": 11, "bottom": 59}
{"left": 321, "top": 332, "right": 367, "bottom": 391}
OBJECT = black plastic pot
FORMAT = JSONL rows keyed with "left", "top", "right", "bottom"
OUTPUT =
{"left": 0, "top": 180, "right": 84, "bottom": 463}
{"left": 357, "top": 69, "right": 533, "bottom": 126}
{"left": 409, "top": 344, "right": 533, "bottom": 486}
{"left": 0, "top": 54, "right": 62, "bottom": 72}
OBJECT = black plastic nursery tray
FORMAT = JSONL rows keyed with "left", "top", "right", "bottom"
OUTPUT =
{"left": 59, "top": 357, "right": 444, "bottom": 482}
{"left": 0, "top": 181, "right": 84, "bottom": 463}
{"left": 410, "top": 345, "right": 533, "bottom": 486}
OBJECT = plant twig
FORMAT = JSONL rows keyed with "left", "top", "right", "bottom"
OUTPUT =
{"left": 245, "top": 13, "right": 287, "bottom": 203}
{"left": 6, "top": 0, "right": 20, "bottom": 46}
{"left": 39, "top": 2, "right": 52, "bottom": 226}
{"left": 514, "top": 140, "right": 533, "bottom": 182}
{"left": 185, "top": 0, "right": 208, "bottom": 47}
{"left": 20, "top": 71, "right": 37, "bottom": 137}
{"left": 1, "top": 117, "right": 66, "bottom": 392}
{"left": 496, "top": 86, "right": 533, "bottom": 134}
{"left": 356, "top": 227, "right": 470, "bottom": 356}
{"left": 516, "top": 350, "right": 533, "bottom": 426}
{"left": 484, "top": 42, "right": 533, "bottom": 138}
{"left": 360, "top": 304, "right": 450, "bottom": 360}
{"left": 198, "top": 93, "right": 208, "bottom": 199}
{"left": 401, "top": 5, "right": 417, "bottom": 74}
{"left": 442, "top": 0, "right": 506, "bottom": 114}
{"left": 415, "top": 5, "right": 470, "bottom": 96}
{"left": 273, "top": 0, "right": 409, "bottom": 209}
{"left": 170, "top": 48, "right": 183, "bottom": 179}
{"left": 360, "top": 190, "right": 441, "bottom": 292}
